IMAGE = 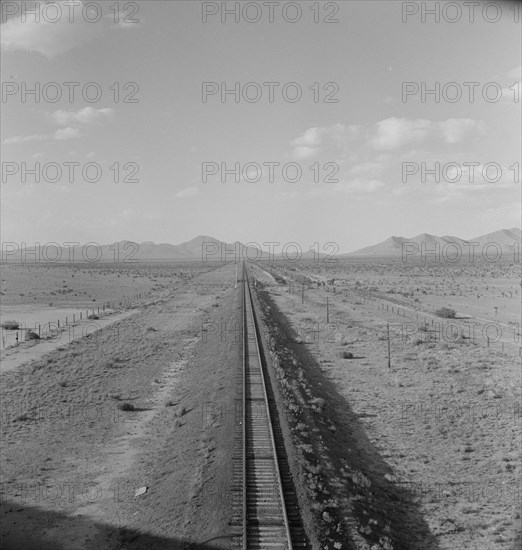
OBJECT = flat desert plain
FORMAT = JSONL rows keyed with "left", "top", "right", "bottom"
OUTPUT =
{"left": 252, "top": 258, "right": 521, "bottom": 550}
{"left": 0, "top": 258, "right": 520, "bottom": 550}
{"left": 1, "top": 261, "right": 240, "bottom": 549}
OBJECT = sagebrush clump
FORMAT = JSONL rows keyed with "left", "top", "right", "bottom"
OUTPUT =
{"left": 435, "top": 307, "right": 456, "bottom": 319}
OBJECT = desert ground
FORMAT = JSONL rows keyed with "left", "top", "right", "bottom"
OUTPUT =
{"left": 0, "top": 258, "right": 520, "bottom": 550}
{"left": 252, "top": 257, "right": 521, "bottom": 550}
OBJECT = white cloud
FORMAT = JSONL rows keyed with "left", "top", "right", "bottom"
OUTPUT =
{"left": 51, "top": 107, "right": 114, "bottom": 125}
{"left": 54, "top": 127, "right": 81, "bottom": 140}
{"left": 117, "top": 208, "right": 135, "bottom": 219}
{"left": 2, "top": 134, "right": 47, "bottom": 144}
{"left": 292, "top": 146, "right": 318, "bottom": 160}
{"left": 439, "top": 119, "right": 485, "bottom": 144}
{"left": 175, "top": 186, "right": 200, "bottom": 199}
{"left": 291, "top": 127, "right": 324, "bottom": 148}
{"left": 3, "top": 127, "right": 81, "bottom": 144}
{"left": 108, "top": 209, "right": 136, "bottom": 226}
{"left": 507, "top": 65, "right": 521, "bottom": 78}
{"left": 282, "top": 117, "right": 505, "bottom": 201}
{"left": 0, "top": 1, "right": 103, "bottom": 59}
{"left": 372, "top": 117, "right": 431, "bottom": 150}
{"left": 349, "top": 156, "right": 390, "bottom": 178}
{"left": 1, "top": 2, "right": 140, "bottom": 59}
{"left": 348, "top": 179, "right": 385, "bottom": 193}
{"left": 110, "top": 19, "right": 143, "bottom": 31}
{"left": 501, "top": 81, "right": 521, "bottom": 103}
{"left": 289, "top": 123, "right": 357, "bottom": 159}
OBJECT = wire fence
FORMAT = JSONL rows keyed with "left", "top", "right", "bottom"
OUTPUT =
{"left": 281, "top": 280, "right": 521, "bottom": 357}
{"left": 1, "top": 292, "right": 150, "bottom": 350}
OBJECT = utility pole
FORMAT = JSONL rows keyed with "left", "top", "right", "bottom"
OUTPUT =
{"left": 235, "top": 261, "right": 238, "bottom": 288}
{"left": 387, "top": 323, "right": 391, "bottom": 370}
{"left": 326, "top": 297, "right": 329, "bottom": 323}
{"left": 301, "top": 283, "right": 304, "bottom": 304}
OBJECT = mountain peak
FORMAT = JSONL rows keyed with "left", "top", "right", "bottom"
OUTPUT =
{"left": 344, "top": 228, "right": 521, "bottom": 257}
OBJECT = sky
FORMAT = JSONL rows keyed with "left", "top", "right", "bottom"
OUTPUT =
{"left": 1, "top": 0, "right": 521, "bottom": 254}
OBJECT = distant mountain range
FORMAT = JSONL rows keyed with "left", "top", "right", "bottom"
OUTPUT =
{"left": 129, "top": 236, "right": 324, "bottom": 261}
{"left": 342, "top": 228, "right": 521, "bottom": 257}
{"left": 2, "top": 235, "right": 325, "bottom": 262}
{"left": 2, "top": 236, "right": 258, "bottom": 262}
{"left": 2, "top": 229, "right": 520, "bottom": 261}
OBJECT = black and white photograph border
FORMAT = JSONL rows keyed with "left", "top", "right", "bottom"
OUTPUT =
{"left": 1, "top": 2, "right": 521, "bottom": 549}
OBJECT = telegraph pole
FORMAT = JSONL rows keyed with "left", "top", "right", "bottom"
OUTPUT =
{"left": 387, "top": 323, "right": 391, "bottom": 370}
{"left": 235, "top": 261, "right": 238, "bottom": 288}
{"left": 326, "top": 297, "right": 329, "bottom": 323}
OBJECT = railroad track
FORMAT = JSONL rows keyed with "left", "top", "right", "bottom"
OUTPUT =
{"left": 239, "top": 263, "right": 307, "bottom": 550}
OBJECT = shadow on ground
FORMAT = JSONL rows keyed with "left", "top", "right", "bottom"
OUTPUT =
{"left": 257, "top": 286, "right": 441, "bottom": 550}
{"left": 0, "top": 501, "right": 235, "bottom": 550}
